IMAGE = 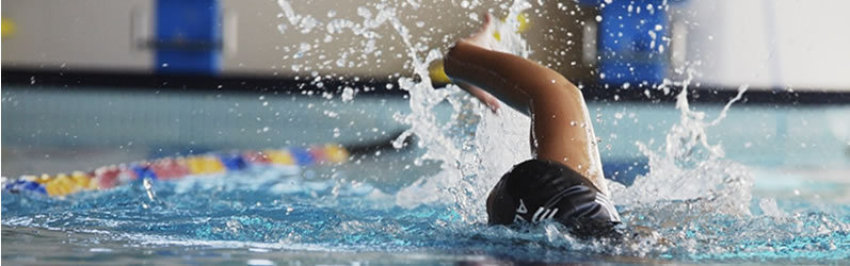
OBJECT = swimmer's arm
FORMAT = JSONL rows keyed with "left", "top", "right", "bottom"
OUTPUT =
{"left": 444, "top": 41, "right": 604, "bottom": 187}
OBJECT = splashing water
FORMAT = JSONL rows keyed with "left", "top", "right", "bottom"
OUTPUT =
{"left": 390, "top": 0, "right": 536, "bottom": 222}
{"left": 611, "top": 75, "right": 753, "bottom": 215}
{"left": 250, "top": 1, "right": 850, "bottom": 261}
{"left": 4, "top": 0, "right": 850, "bottom": 264}
{"left": 276, "top": 0, "right": 537, "bottom": 220}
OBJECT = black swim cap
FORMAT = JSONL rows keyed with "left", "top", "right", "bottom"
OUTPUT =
{"left": 486, "top": 159, "right": 622, "bottom": 238}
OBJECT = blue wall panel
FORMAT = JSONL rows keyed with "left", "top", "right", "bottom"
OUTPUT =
{"left": 155, "top": 0, "right": 221, "bottom": 75}
{"left": 582, "top": 0, "right": 672, "bottom": 86}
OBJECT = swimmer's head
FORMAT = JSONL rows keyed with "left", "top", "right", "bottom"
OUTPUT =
{"left": 486, "top": 159, "right": 622, "bottom": 238}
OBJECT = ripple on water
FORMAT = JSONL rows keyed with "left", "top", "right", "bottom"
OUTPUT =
{"left": 3, "top": 164, "right": 849, "bottom": 263}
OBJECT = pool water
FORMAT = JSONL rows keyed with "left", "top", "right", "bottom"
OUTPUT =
{"left": 4, "top": 0, "right": 850, "bottom": 264}
{"left": 3, "top": 93, "right": 849, "bottom": 264}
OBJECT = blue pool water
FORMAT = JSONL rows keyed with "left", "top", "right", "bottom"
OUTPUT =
{"left": 2, "top": 155, "right": 849, "bottom": 264}
{"left": 3, "top": 90, "right": 850, "bottom": 264}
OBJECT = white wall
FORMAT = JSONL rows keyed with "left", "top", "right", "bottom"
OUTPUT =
{"left": 218, "top": 0, "right": 589, "bottom": 78}
{"left": 4, "top": 0, "right": 848, "bottom": 91}
{"left": 683, "top": 0, "right": 850, "bottom": 91}
{"left": 1, "top": 0, "right": 588, "bottom": 79}
{"left": 1, "top": 0, "right": 154, "bottom": 72}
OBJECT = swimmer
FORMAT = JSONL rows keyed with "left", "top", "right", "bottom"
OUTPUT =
{"left": 444, "top": 14, "right": 621, "bottom": 238}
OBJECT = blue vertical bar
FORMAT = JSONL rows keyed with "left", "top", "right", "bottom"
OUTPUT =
{"left": 155, "top": 0, "right": 221, "bottom": 75}
{"left": 598, "top": 0, "right": 668, "bottom": 85}
{"left": 580, "top": 0, "right": 670, "bottom": 86}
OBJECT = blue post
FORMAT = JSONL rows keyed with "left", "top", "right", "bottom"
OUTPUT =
{"left": 155, "top": 0, "right": 221, "bottom": 75}
{"left": 581, "top": 0, "right": 676, "bottom": 86}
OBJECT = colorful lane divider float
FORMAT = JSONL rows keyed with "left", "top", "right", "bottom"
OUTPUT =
{"left": 3, "top": 144, "right": 349, "bottom": 197}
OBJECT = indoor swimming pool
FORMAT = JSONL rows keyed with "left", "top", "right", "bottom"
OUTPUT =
{"left": 3, "top": 0, "right": 850, "bottom": 264}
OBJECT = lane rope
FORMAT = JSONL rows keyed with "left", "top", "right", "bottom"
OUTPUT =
{"left": 3, "top": 144, "right": 349, "bottom": 197}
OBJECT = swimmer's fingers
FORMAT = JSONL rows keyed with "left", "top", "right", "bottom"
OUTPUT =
{"left": 458, "top": 82, "right": 500, "bottom": 113}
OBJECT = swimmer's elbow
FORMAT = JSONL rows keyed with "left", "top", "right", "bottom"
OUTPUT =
{"left": 522, "top": 70, "right": 581, "bottom": 100}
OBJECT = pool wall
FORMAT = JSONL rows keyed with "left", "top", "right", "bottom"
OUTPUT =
{"left": 0, "top": 0, "right": 594, "bottom": 80}
{"left": 4, "top": 0, "right": 850, "bottom": 91}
